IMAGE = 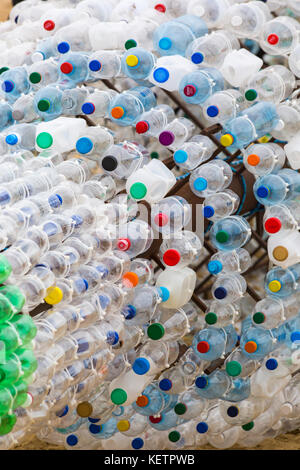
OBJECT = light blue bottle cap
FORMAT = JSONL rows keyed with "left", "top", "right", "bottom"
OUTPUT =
{"left": 214, "top": 287, "right": 227, "bottom": 299}
{"left": 196, "top": 422, "right": 208, "bottom": 434}
{"left": 76, "top": 137, "right": 93, "bottom": 154}
{"left": 5, "top": 134, "right": 18, "bottom": 145}
{"left": 191, "top": 52, "right": 204, "bottom": 64}
{"left": 203, "top": 205, "right": 214, "bottom": 218}
{"left": 57, "top": 42, "right": 70, "bottom": 54}
{"left": 132, "top": 438, "right": 144, "bottom": 449}
{"left": 265, "top": 358, "right": 278, "bottom": 370}
{"left": 158, "top": 286, "right": 170, "bottom": 302}
{"left": 153, "top": 67, "right": 169, "bottom": 83}
{"left": 106, "top": 330, "right": 119, "bottom": 345}
{"left": 207, "top": 260, "right": 223, "bottom": 275}
{"left": 159, "top": 37, "right": 172, "bottom": 50}
{"left": 193, "top": 177, "right": 207, "bottom": 191}
{"left": 132, "top": 357, "right": 150, "bottom": 375}
{"left": 174, "top": 149, "right": 188, "bottom": 163}
{"left": 257, "top": 185, "right": 269, "bottom": 198}
{"left": 206, "top": 105, "right": 219, "bottom": 117}
{"left": 291, "top": 331, "right": 300, "bottom": 343}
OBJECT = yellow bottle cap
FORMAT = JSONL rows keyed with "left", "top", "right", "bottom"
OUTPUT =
{"left": 117, "top": 420, "right": 130, "bottom": 432}
{"left": 272, "top": 246, "right": 288, "bottom": 261}
{"left": 44, "top": 286, "right": 63, "bottom": 305}
{"left": 268, "top": 280, "right": 282, "bottom": 293}
{"left": 258, "top": 135, "right": 270, "bottom": 143}
{"left": 126, "top": 55, "right": 139, "bottom": 67}
{"left": 220, "top": 134, "right": 234, "bottom": 147}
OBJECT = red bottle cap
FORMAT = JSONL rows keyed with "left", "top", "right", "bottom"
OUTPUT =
{"left": 44, "top": 20, "right": 55, "bottom": 31}
{"left": 197, "top": 341, "right": 210, "bottom": 354}
{"left": 154, "top": 212, "right": 168, "bottom": 227}
{"left": 264, "top": 217, "right": 282, "bottom": 234}
{"left": 154, "top": 3, "right": 166, "bottom": 12}
{"left": 117, "top": 238, "right": 131, "bottom": 251}
{"left": 60, "top": 62, "right": 73, "bottom": 74}
{"left": 267, "top": 34, "right": 279, "bottom": 45}
{"left": 183, "top": 85, "right": 196, "bottom": 97}
{"left": 149, "top": 415, "right": 162, "bottom": 424}
{"left": 136, "top": 121, "right": 149, "bottom": 134}
{"left": 163, "top": 249, "right": 181, "bottom": 266}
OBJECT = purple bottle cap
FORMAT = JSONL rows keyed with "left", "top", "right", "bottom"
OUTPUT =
{"left": 159, "top": 131, "right": 175, "bottom": 146}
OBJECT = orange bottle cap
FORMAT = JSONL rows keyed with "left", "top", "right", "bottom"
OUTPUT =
{"left": 247, "top": 154, "right": 260, "bottom": 166}
{"left": 136, "top": 395, "right": 149, "bottom": 407}
{"left": 122, "top": 271, "right": 139, "bottom": 288}
{"left": 244, "top": 341, "right": 257, "bottom": 353}
{"left": 111, "top": 106, "right": 124, "bottom": 119}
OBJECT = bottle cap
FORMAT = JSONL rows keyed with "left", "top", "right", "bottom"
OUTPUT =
{"left": 76, "top": 137, "right": 93, "bottom": 155}
{"left": 57, "top": 42, "right": 70, "bottom": 54}
{"left": 227, "top": 406, "right": 239, "bottom": 417}
{"left": 29, "top": 72, "right": 41, "bottom": 84}
{"left": 214, "top": 286, "right": 227, "bottom": 300}
{"left": 272, "top": 246, "right": 288, "bottom": 261}
{"left": 0, "top": 67, "right": 9, "bottom": 75}
{"left": 153, "top": 67, "right": 169, "bottom": 83}
{"left": 268, "top": 280, "right": 281, "bottom": 292}
{"left": 193, "top": 177, "right": 207, "bottom": 191}
{"left": 117, "top": 420, "right": 130, "bottom": 432}
{"left": 130, "top": 182, "right": 147, "bottom": 199}
{"left": 111, "top": 106, "right": 125, "bottom": 119}
{"left": 159, "top": 130, "right": 174, "bottom": 146}
{"left": 196, "top": 422, "right": 208, "bottom": 433}
{"left": 158, "top": 286, "right": 170, "bottom": 302}
{"left": 168, "top": 431, "right": 180, "bottom": 442}
{"left": 125, "top": 39, "right": 137, "bottom": 50}
{"left": 183, "top": 85, "right": 196, "bottom": 97}
{"left": 265, "top": 358, "right": 278, "bottom": 370}
{"left": 267, "top": 33, "right": 279, "bottom": 45}
{"left": 159, "top": 378, "right": 172, "bottom": 391}
{"left": 253, "top": 311, "right": 265, "bottom": 324}
{"left": 0, "top": 255, "right": 12, "bottom": 283}
{"left": 60, "top": 62, "right": 73, "bottom": 74}
{"left": 111, "top": 388, "right": 127, "bottom": 405}
{"left": 151, "top": 151, "right": 159, "bottom": 159}
{"left": 159, "top": 37, "right": 172, "bottom": 50}
{"left": 131, "top": 438, "right": 144, "bottom": 449}
{"left": 195, "top": 376, "right": 208, "bottom": 388}
{"left": 264, "top": 217, "right": 281, "bottom": 234}
{"left": 163, "top": 249, "right": 181, "bottom": 266}
{"left": 2, "top": 81, "right": 14, "bottom": 93}
{"left": 220, "top": 134, "right": 234, "bottom": 147}
{"left": 244, "top": 341, "right": 257, "bottom": 353}
{"left": 76, "top": 401, "right": 93, "bottom": 417}
{"left": 197, "top": 341, "right": 210, "bottom": 354}
{"left": 89, "top": 60, "right": 101, "bottom": 72}
{"left": 247, "top": 153, "right": 260, "bottom": 166}
{"left": 226, "top": 361, "right": 242, "bottom": 377}
{"left": 291, "top": 331, "right": 300, "bottom": 343}
{"left": 132, "top": 357, "right": 150, "bottom": 375}
{"left": 256, "top": 185, "right": 269, "bottom": 198}
{"left": 66, "top": 435, "right": 78, "bottom": 446}
{"left": 89, "top": 424, "right": 102, "bottom": 434}
{"left": 154, "top": 212, "right": 168, "bottom": 227}
{"left": 203, "top": 205, "right": 215, "bottom": 218}
{"left": 5, "top": 134, "right": 18, "bottom": 145}
{"left": 206, "top": 105, "right": 219, "bottom": 117}
{"left": 136, "top": 395, "right": 149, "bottom": 407}
{"left": 126, "top": 55, "right": 139, "bottom": 67}
{"left": 174, "top": 149, "right": 188, "bottom": 163}
{"left": 245, "top": 89, "right": 257, "bottom": 101}
{"left": 205, "top": 312, "right": 217, "bottom": 325}
{"left": 101, "top": 155, "right": 118, "bottom": 171}
{"left": 149, "top": 415, "right": 162, "bottom": 424}
{"left": 242, "top": 422, "right": 254, "bottom": 431}
{"left": 136, "top": 121, "right": 149, "bottom": 134}
{"left": 44, "top": 286, "right": 63, "bottom": 305}
{"left": 36, "top": 132, "right": 53, "bottom": 149}
{"left": 147, "top": 323, "right": 165, "bottom": 340}
{"left": 123, "top": 272, "right": 139, "bottom": 288}
{"left": 37, "top": 99, "right": 50, "bottom": 112}
{"left": 207, "top": 260, "right": 222, "bottom": 275}
{"left": 82, "top": 102, "right": 95, "bottom": 115}
{"left": 215, "top": 230, "right": 229, "bottom": 243}
{"left": 117, "top": 238, "right": 131, "bottom": 251}
{"left": 106, "top": 330, "right": 119, "bottom": 345}
{"left": 56, "top": 405, "right": 69, "bottom": 418}
{"left": 43, "top": 20, "right": 55, "bottom": 31}
{"left": 174, "top": 403, "right": 186, "bottom": 416}
{"left": 191, "top": 52, "right": 204, "bottom": 64}
{"left": 123, "top": 304, "right": 136, "bottom": 319}
{"left": 155, "top": 4, "right": 166, "bottom": 13}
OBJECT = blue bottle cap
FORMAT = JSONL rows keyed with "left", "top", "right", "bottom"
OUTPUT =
{"left": 71, "top": 214, "right": 83, "bottom": 227}
{"left": 173, "top": 149, "right": 188, "bottom": 164}
{"left": 207, "top": 260, "right": 223, "bottom": 275}
{"left": 122, "top": 304, "right": 136, "bottom": 319}
{"left": 256, "top": 185, "right": 269, "bottom": 198}
{"left": 76, "top": 137, "right": 93, "bottom": 154}
{"left": 191, "top": 52, "right": 204, "bottom": 64}
{"left": 159, "top": 37, "right": 172, "bottom": 50}
{"left": 206, "top": 105, "right": 219, "bottom": 117}
{"left": 66, "top": 434, "right": 78, "bottom": 446}
{"left": 56, "top": 405, "right": 69, "bottom": 417}
{"left": 57, "top": 41, "right": 70, "bottom": 54}
{"left": 158, "top": 286, "right": 170, "bottom": 302}
{"left": 5, "top": 134, "right": 18, "bottom": 145}
{"left": 193, "top": 177, "right": 207, "bottom": 191}
{"left": 153, "top": 67, "right": 169, "bottom": 83}
{"left": 265, "top": 358, "right": 278, "bottom": 370}
{"left": 159, "top": 378, "right": 172, "bottom": 391}
{"left": 132, "top": 357, "right": 150, "bottom": 375}
{"left": 203, "top": 205, "right": 215, "bottom": 218}
{"left": 106, "top": 330, "right": 119, "bottom": 346}
{"left": 2, "top": 80, "right": 14, "bottom": 92}
{"left": 195, "top": 376, "right": 208, "bottom": 389}
{"left": 83, "top": 279, "right": 89, "bottom": 290}
{"left": 214, "top": 286, "right": 227, "bottom": 299}
{"left": 89, "top": 60, "right": 101, "bottom": 72}
{"left": 89, "top": 424, "right": 102, "bottom": 434}
{"left": 48, "top": 193, "right": 63, "bottom": 208}
{"left": 132, "top": 437, "right": 144, "bottom": 449}
{"left": 291, "top": 331, "right": 300, "bottom": 343}
{"left": 88, "top": 417, "right": 100, "bottom": 423}
{"left": 82, "top": 102, "right": 95, "bottom": 115}
{"left": 196, "top": 422, "right": 208, "bottom": 433}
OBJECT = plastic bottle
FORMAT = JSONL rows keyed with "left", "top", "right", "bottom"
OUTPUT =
{"left": 259, "top": 16, "right": 300, "bottom": 56}
{"left": 187, "top": 0, "right": 233, "bottom": 29}
{"left": 253, "top": 169, "right": 300, "bottom": 206}
{"left": 0, "top": 102, "right": 13, "bottom": 131}
{"left": 220, "top": 48, "right": 263, "bottom": 88}
{"left": 81, "top": 89, "right": 118, "bottom": 118}
{"left": 121, "top": 47, "right": 156, "bottom": 81}
{"left": 203, "top": 89, "right": 247, "bottom": 125}
{"left": 179, "top": 67, "right": 224, "bottom": 105}
{"left": 192, "top": 324, "right": 238, "bottom": 361}
{"left": 0, "top": 67, "right": 30, "bottom": 102}
{"left": 3, "top": 124, "right": 36, "bottom": 151}
{"left": 59, "top": 52, "right": 91, "bottom": 86}
{"left": 75, "top": 127, "right": 113, "bottom": 159}
{"left": 27, "top": 59, "right": 59, "bottom": 90}
{"left": 264, "top": 200, "right": 300, "bottom": 236}
{"left": 203, "top": 189, "right": 240, "bottom": 221}
{"left": 207, "top": 248, "right": 252, "bottom": 276}
{"left": 220, "top": 397, "right": 271, "bottom": 426}
{"left": 146, "top": 308, "right": 189, "bottom": 342}
{"left": 225, "top": 347, "right": 259, "bottom": 378}
{"left": 240, "top": 326, "right": 279, "bottom": 360}
{"left": 35, "top": 117, "right": 87, "bottom": 153}
{"left": 187, "top": 30, "right": 239, "bottom": 68}
{"left": 135, "top": 105, "right": 175, "bottom": 137}
{"left": 109, "top": 86, "right": 156, "bottom": 127}
{"left": 223, "top": 1, "right": 272, "bottom": 39}
{"left": 12, "top": 93, "right": 39, "bottom": 123}
{"left": 212, "top": 273, "right": 247, "bottom": 304}
{"left": 243, "top": 143, "right": 286, "bottom": 176}
{"left": 88, "top": 51, "right": 122, "bottom": 80}
{"left": 190, "top": 160, "right": 233, "bottom": 197}
{"left": 159, "top": 231, "right": 202, "bottom": 268}
{"left": 252, "top": 295, "right": 299, "bottom": 329}
{"left": 151, "top": 196, "right": 191, "bottom": 235}
{"left": 149, "top": 55, "right": 197, "bottom": 92}
{"left": 155, "top": 267, "right": 197, "bottom": 309}
{"left": 158, "top": 117, "right": 196, "bottom": 150}
{"left": 99, "top": 141, "right": 149, "bottom": 180}
{"left": 210, "top": 216, "right": 251, "bottom": 252}
{"left": 88, "top": 22, "right": 133, "bottom": 50}
{"left": 195, "top": 369, "right": 232, "bottom": 399}
{"left": 114, "top": 220, "right": 153, "bottom": 259}
{"left": 173, "top": 135, "right": 216, "bottom": 170}
{"left": 204, "top": 302, "right": 239, "bottom": 327}
{"left": 265, "top": 264, "right": 300, "bottom": 299}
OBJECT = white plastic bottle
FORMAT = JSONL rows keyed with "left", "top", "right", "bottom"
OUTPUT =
{"left": 149, "top": 55, "right": 197, "bottom": 91}
{"left": 155, "top": 267, "right": 197, "bottom": 309}
{"left": 35, "top": 117, "right": 87, "bottom": 153}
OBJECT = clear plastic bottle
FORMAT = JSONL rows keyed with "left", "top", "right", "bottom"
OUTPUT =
{"left": 3, "top": 124, "right": 36, "bottom": 152}
{"left": 207, "top": 248, "right": 251, "bottom": 275}
{"left": 146, "top": 308, "right": 189, "bottom": 342}
{"left": 121, "top": 47, "right": 156, "bottom": 81}
{"left": 192, "top": 324, "right": 238, "bottom": 361}
{"left": 88, "top": 51, "right": 122, "bottom": 80}
{"left": 159, "top": 231, "right": 202, "bottom": 268}
{"left": 158, "top": 117, "right": 196, "bottom": 150}
{"left": 0, "top": 102, "right": 13, "bottom": 131}
{"left": 27, "top": 59, "right": 59, "bottom": 90}
{"left": 109, "top": 86, "right": 156, "bottom": 127}
{"left": 0, "top": 67, "right": 30, "bottom": 103}
{"left": 253, "top": 169, "right": 300, "bottom": 206}
{"left": 244, "top": 65, "right": 296, "bottom": 104}
{"left": 81, "top": 89, "right": 117, "bottom": 118}
{"left": 252, "top": 295, "right": 299, "bottom": 329}
{"left": 259, "top": 16, "right": 300, "bottom": 56}
{"left": 187, "top": 0, "right": 233, "bottom": 29}
{"left": 99, "top": 141, "right": 149, "bottom": 180}
{"left": 59, "top": 52, "right": 91, "bottom": 86}
{"left": 135, "top": 105, "right": 175, "bottom": 137}
{"left": 240, "top": 326, "right": 279, "bottom": 360}
{"left": 264, "top": 200, "right": 300, "bottom": 235}
{"left": 173, "top": 135, "right": 216, "bottom": 170}
{"left": 204, "top": 302, "right": 239, "bottom": 327}
{"left": 179, "top": 68, "right": 224, "bottom": 105}
{"left": 75, "top": 127, "right": 113, "bottom": 159}
{"left": 12, "top": 93, "right": 39, "bottom": 123}
{"left": 210, "top": 216, "right": 251, "bottom": 252}
{"left": 203, "top": 189, "right": 240, "bottom": 221}
{"left": 220, "top": 397, "right": 271, "bottom": 426}
{"left": 265, "top": 264, "right": 300, "bottom": 299}
{"left": 151, "top": 196, "right": 191, "bottom": 235}
{"left": 203, "top": 89, "right": 247, "bottom": 125}
{"left": 223, "top": 1, "right": 272, "bottom": 39}
{"left": 212, "top": 273, "right": 247, "bottom": 304}
{"left": 243, "top": 143, "right": 286, "bottom": 177}
{"left": 190, "top": 160, "right": 233, "bottom": 197}
{"left": 225, "top": 347, "right": 259, "bottom": 378}
{"left": 187, "top": 30, "right": 239, "bottom": 68}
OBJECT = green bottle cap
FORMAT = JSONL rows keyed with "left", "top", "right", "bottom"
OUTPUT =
{"left": 174, "top": 403, "right": 187, "bottom": 415}
{"left": 29, "top": 72, "right": 42, "bottom": 84}
{"left": 147, "top": 323, "right": 165, "bottom": 340}
{"left": 10, "top": 315, "right": 37, "bottom": 345}
{"left": 150, "top": 151, "right": 159, "bottom": 159}
{"left": 205, "top": 312, "right": 217, "bottom": 325}
{"left": 245, "top": 89, "right": 257, "bottom": 101}
{"left": 110, "top": 388, "right": 127, "bottom": 405}
{"left": 0, "top": 294, "right": 14, "bottom": 323}
{"left": 216, "top": 230, "right": 229, "bottom": 243}
{"left": 129, "top": 182, "right": 147, "bottom": 200}
{"left": 125, "top": 39, "right": 137, "bottom": 50}
{"left": 0, "top": 387, "right": 13, "bottom": 417}
{"left": 36, "top": 132, "right": 53, "bottom": 149}
{"left": 226, "top": 361, "right": 242, "bottom": 377}
{"left": 168, "top": 431, "right": 180, "bottom": 442}
{"left": 37, "top": 99, "right": 50, "bottom": 112}
{"left": 0, "top": 413, "right": 16, "bottom": 435}
{"left": 0, "top": 67, "right": 9, "bottom": 75}
{"left": 0, "top": 285, "right": 25, "bottom": 313}
{"left": 242, "top": 421, "right": 254, "bottom": 431}
{"left": 0, "top": 255, "right": 12, "bottom": 284}
{"left": 253, "top": 312, "right": 265, "bottom": 324}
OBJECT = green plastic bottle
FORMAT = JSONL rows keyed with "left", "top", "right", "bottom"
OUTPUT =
{"left": 8, "top": 379, "right": 28, "bottom": 409}
{"left": 10, "top": 314, "right": 37, "bottom": 345}
{"left": 0, "top": 387, "right": 13, "bottom": 417}
{"left": 0, "top": 255, "right": 12, "bottom": 284}
{"left": 0, "top": 322, "right": 21, "bottom": 355}
{"left": 0, "top": 286, "right": 25, "bottom": 314}
{"left": 0, "top": 353, "right": 22, "bottom": 387}
{"left": 0, "top": 294, "right": 14, "bottom": 324}
{"left": 15, "top": 347, "right": 38, "bottom": 379}
{"left": 0, "top": 413, "right": 16, "bottom": 435}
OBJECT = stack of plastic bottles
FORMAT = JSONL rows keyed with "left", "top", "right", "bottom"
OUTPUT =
{"left": 0, "top": 0, "right": 300, "bottom": 451}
